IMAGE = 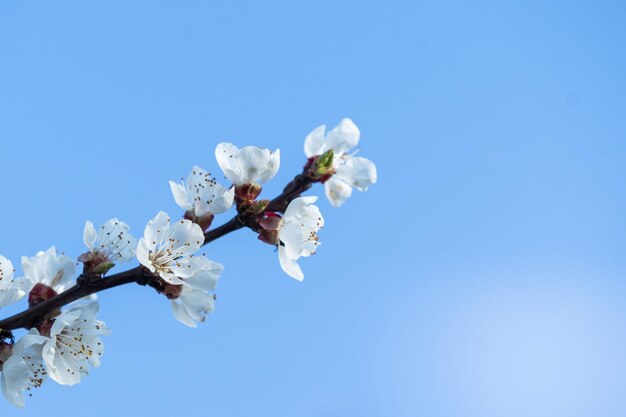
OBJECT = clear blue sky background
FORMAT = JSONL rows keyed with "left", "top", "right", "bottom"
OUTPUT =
{"left": 1, "top": 1, "right": 625, "bottom": 416}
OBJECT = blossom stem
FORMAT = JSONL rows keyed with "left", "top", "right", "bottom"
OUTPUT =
{"left": 0, "top": 172, "right": 314, "bottom": 331}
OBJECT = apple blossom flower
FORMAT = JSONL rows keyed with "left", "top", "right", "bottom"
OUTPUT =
{"left": 1, "top": 329, "right": 48, "bottom": 408}
{"left": 42, "top": 302, "right": 110, "bottom": 386}
{"left": 261, "top": 196, "right": 324, "bottom": 281}
{"left": 169, "top": 165, "right": 235, "bottom": 229}
{"left": 136, "top": 211, "right": 206, "bottom": 285}
{"left": 169, "top": 257, "right": 224, "bottom": 328}
{"left": 0, "top": 256, "right": 29, "bottom": 308}
{"left": 79, "top": 219, "right": 137, "bottom": 274}
{"left": 215, "top": 142, "right": 280, "bottom": 186}
{"left": 304, "top": 118, "right": 377, "bottom": 207}
{"left": 20, "top": 247, "right": 76, "bottom": 304}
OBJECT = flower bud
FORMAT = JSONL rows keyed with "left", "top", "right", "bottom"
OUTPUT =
{"left": 257, "top": 212, "right": 282, "bottom": 245}
{"left": 234, "top": 183, "right": 263, "bottom": 210}
{"left": 304, "top": 149, "right": 335, "bottom": 182}
{"left": 0, "top": 342, "right": 12, "bottom": 370}
{"left": 28, "top": 283, "right": 57, "bottom": 307}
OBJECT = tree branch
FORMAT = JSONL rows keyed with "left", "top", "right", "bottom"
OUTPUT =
{"left": 0, "top": 172, "right": 315, "bottom": 332}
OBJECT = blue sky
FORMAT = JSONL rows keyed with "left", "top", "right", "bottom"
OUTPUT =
{"left": 1, "top": 1, "right": 626, "bottom": 416}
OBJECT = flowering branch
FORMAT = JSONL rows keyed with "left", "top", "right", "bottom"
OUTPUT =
{"left": 0, "top": 173, "right": 313, "bottom": 332}
{"left": 0, "top": 118, "right": 377, "bottom": 407}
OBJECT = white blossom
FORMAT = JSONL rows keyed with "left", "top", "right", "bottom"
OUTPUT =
{"left": 277, "top": 196, "right": 324, "bottom": 281}
{"left": 1, "top": 329, "right": 48, "bottom": 408}
{"left": 136, "top": 211, "right": 206, "bottom": 285}
{"left": 304, "top": 118, "right": 377, "bottom": 207}
{"left": 171, "top": 257, "right": 223, "bottom": 328}
{"left": 82, "top": 218, "right": 137, "bottom": 264}
{"left": 42, "top": 302, "right": 110, "bottom": 386}
{"left": 215, "top": 142, "right": 280, "bottom": 186}
{"left": 169, "top": 165, "right": 234, "bottom": 217}
{"left": 0, "top": 256, "right": 28, "bottom": 308}
{"left": 20, "top": 247, "right": 76, "bottom": 294}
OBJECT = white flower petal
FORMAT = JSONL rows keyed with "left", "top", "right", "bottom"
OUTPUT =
{"left": 143, "top": 211, "right": 170, "bottom": 250}
{"left": 19, "top": 247, "right": 76, "bottom": 293}
{"left": 169, "top": 180, "right": 193, "bottom": 211}
{"left": 83, "top": 221, "right": 97, "bottom": 251}
{"left": 215, "top": 142, "right": 244, "bottom": 184}
{"left": 136, "top": 239, "right": 155, "bottom": 272}
{"left": 335, "top": 156, "right": 377, "bottom": 191}
{"left": 171, "top": 300, "right": 197, "bottom": 328}
{"left": 257, "top": 148, "right": 280, "bottom": 184}
{"left": 206, "top": 185, "right": 235, "bottom": 215}
{"left": 1, "top": 354, "right": 29, "bottom": 407}
{"left": 324, "top": 177, "right": 353, "bottom": 207}
{"left": 278, "top": 220, "right": 305, "bottom": 260}
{"left": 326, "top": 118, "right": 360, "bottom": 155}
{"left": 167, "top": 219, "right": 204, "bottom": 257}
{"left": 283, "top": 196, "right": 318, "bottom": 220}
{"left": 278, "top": 245, "right": 304, "bottom": 281}
{"left": 304, "top": 125, "right": 327, "bottom": 158}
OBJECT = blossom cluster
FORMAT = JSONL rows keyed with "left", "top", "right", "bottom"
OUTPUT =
{"left": 0, "top": 118, "right": 376, "bottom": 407}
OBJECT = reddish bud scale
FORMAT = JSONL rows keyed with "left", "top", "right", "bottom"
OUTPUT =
{"left": 80, "top": 252, "right": 115, "bottom": 276}
{"left": 303, "top": 157, "right": 316, "bottom": 172}
{"left": 257, "top": 212, "right": 282, "bottom": 245}
{"left": 0, "top": 342, "right": 12, "bottom": 369}
{"left": 28, "top": 283, "right": 58, "bottom": 307}
{"left": 303, "top": 153, "right": 336, "bottom": 183}
{"left": 234, "top": 183, "right": 263, "bottom": 211}
{"left": 184, "top": 210, "right": 214, "bottom": 232}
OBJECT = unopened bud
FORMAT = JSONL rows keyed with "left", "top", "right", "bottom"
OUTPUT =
{"left": 28, "top": 283, "right": 58, "bottom": 307}
{"left": 235, "top": 183, "right": 263, "bottom": 210}
{"left": 257, "top": 212, "right": 282, "bottom": 245}
{"left": 305, "top": 149, "right": 335, "bottom": 182}
{"left": 242, "top": 199, "right": 269, "bottom": 218}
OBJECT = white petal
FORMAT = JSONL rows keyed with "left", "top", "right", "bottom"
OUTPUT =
{"left": 143, "top": 211, "right": 170, "bottom": 249}
{"left": 168, "top": 219, "right": 205, "bottom": 257}
{"left": 324, "top": 177, "right": 353, "bottom": 207}
{"left": 304, "top": 125, "right": 327, "bottom": 158}
{"left": 335, "top": 156, "right": 377, "bottom": 191}
{"left": 205, "top": 184, "right": 235, "bottom": 215}
{"left": 300, "top": 203, "right": 325, "bottom": 230}
{"left": 215, "top": 142, "right": 244, "bottom": 184}
{"left": 236, "top": 146, "right": 269, "bottom": 184}
{"left": 327, "top": 118, "right": 360, "bottom": 155}
{"left": 278, "top": 220, "right": 305, "bottom": 260}
{"left": 1, "top": 354, "right": 29, "bottom": 407}
{"left": 159, "top": 269, "right": 186, "bottom": 285}
{"left": 42, "top": 341, "right": 81, "bottom": 386}
{"left": 185, "top": 257, "right": 223, "bottom": 291}
{"left": 136, "top": 239, "right": 155, "bottom": 272}
{"left": 278, "top": 245, "right": 304, "bottom": 281}
{"left": 180, "top": 288, "right": 215, "bottom": 321}
{"left": 257, "top": 148, "right": 280, "bottom": 184}
{"left": 283, "top": 196, "right": 318, "bottom": 220}
{"left": 169, "top": 180, "right": 193, "bottom": 211}
{"left": 171, "top": 300, "right": 197, "bottom": 328}
{"left": 83, "top": 221, "right": 97, "bottom": 251}
{"left": 0, "top": 288, "right": 26, "bottom": 308}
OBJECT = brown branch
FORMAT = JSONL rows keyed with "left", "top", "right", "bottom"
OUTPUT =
{"left": 0, "top": 172, "right": 315, "bottom": 332}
